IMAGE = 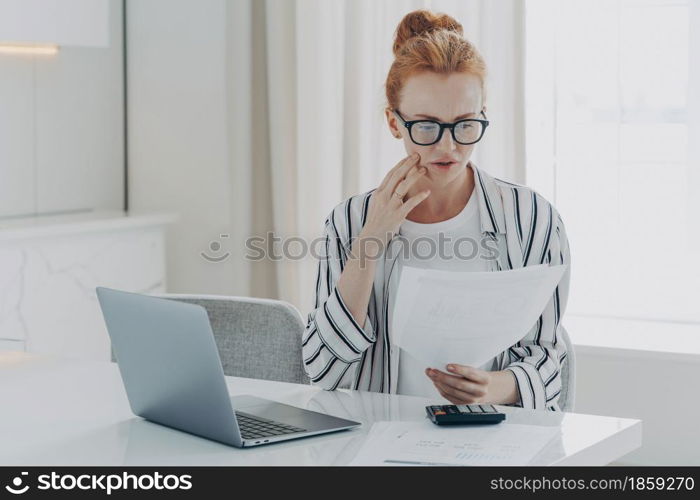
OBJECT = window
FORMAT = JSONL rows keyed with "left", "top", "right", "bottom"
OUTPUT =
{"left": 525, "top": 0, "right": 700, "bottom": 325}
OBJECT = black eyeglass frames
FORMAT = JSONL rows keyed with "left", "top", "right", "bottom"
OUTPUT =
{"left": 392, "top": 109, "right": 489, "bottom": 146}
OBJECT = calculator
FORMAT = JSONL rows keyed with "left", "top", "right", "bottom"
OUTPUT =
{"left": 426, "top": 404, "right": 506, "bottom": 425}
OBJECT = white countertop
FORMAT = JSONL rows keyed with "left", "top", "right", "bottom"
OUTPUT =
{"left": 0, "top": 352, "right": 642, "bottom": 466}
{"left": 0, "top": 210, "right": 177, "bottom": 241}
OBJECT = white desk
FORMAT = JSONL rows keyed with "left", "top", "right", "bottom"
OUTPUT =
{"left": 0, "top": 352, "right": 641, "bottom": 466}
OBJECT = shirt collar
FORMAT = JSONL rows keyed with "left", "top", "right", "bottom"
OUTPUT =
{"left": 470, "top": 162, "right": 507, "bottom": 234}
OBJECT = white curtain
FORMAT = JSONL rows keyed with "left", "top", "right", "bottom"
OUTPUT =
{"left": 229, "top": 0, "right": 526, "bottom": 314}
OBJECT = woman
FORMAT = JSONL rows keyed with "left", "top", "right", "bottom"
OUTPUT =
{"left": 301, "top": 10, "right": 571, "bottom": 411}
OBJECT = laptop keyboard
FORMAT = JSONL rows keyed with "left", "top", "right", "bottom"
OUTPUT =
{"left": 235, "top": 411, "right": 307, "bottom": 440}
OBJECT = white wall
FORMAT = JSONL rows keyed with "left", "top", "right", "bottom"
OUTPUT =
{"left": 0, "top": 0, "right": 110, "bottom": 47}
{"left": 127, "top": 0, "right": 249, "bottom": 297}
{"left": 0, "top": 0, "right": 124, "bottom": 218}
{"left": 574, "top": 348, "right": 700, "bottom": 465}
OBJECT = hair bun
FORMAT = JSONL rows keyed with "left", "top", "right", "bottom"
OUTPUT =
{"left": 393, "top": 9, "right": 464, "bottom": 56}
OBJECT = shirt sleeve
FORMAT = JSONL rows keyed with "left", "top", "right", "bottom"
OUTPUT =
{"left": 504, "top": 207, "right": 571, "bottom": 410}
{"left": 301, "top": 214, "right": 377, "bottom": 390}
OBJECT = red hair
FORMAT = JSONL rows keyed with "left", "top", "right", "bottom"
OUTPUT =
{"left": 385, "top": 9, "right": 488, "bottom": 110}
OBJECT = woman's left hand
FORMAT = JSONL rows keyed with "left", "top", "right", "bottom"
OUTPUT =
{"left": 427, "top": 364, "right": 520, "bottom": 405}
{"left": 426, "top": 364, "right": 492, "bottom": 404}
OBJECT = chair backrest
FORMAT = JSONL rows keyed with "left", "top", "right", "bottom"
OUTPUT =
{"left": 111, "top": 293, "right": 310, "bottom": 385}
{"left": 558, "top": 324, "right": 576, "bottom": 412}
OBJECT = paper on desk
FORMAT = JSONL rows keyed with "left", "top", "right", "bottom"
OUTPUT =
{"left": 391, "top": 264, "right": 567, "bottom": 369}
{"left": 349, "top": 420, "right": 560, "bottom": 466}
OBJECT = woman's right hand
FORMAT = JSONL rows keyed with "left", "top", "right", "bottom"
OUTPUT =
{"left": 359, "top": 152, "right": 431, "bottom": 248}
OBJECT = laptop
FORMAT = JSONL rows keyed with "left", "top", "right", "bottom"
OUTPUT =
{"left": 95, "top": 287, "right": 361, "bottom": 448}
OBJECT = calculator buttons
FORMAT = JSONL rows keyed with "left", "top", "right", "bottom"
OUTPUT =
{"left": 427, "top": 404, "right": 505, "bottom": 425}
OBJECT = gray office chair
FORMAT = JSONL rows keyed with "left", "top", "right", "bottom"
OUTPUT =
{"left": 558, "top": 324, "right": 576, "bottom": 412}
{"left": 110, "top": 293, "right": 310, "bottom": 385}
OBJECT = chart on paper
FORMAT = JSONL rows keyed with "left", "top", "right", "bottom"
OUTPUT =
{"left": 350, "top": 421, "right": 561, "bottom": 466}
{"left": 391, "top": 264, "right": 567, "bottom": 368}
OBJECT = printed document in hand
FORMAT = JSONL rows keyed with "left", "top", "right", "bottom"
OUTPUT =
{"left": 349, "top": 420, "right": 560, "bottom": 466}
{"left": 391, "top": 264, "right": 567, "bottom": 369}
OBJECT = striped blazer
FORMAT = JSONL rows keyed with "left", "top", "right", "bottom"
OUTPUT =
{"left": 301, "top": 162, "right": 571, "bottom": 411}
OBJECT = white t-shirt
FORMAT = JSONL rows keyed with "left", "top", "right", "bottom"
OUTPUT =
{"left": 393, "top": 190, "right": 498, "bottom": 400}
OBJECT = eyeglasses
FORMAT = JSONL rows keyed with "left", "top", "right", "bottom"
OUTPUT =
{"left": 392, "top": 109, "right": 489, "bottom": 146}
